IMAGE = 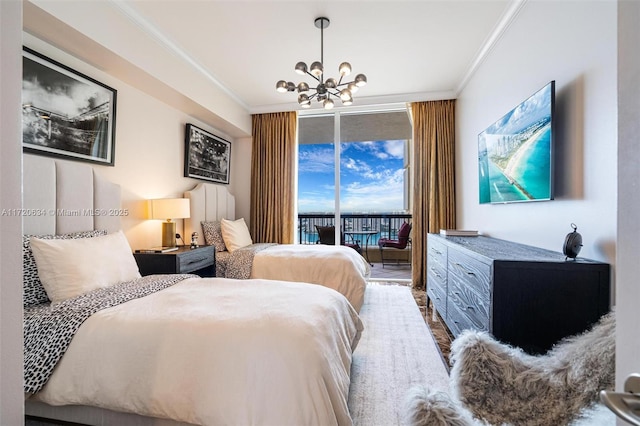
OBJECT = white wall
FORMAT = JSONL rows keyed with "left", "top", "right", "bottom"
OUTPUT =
{"left": 23, "top": 35, "right": 253, "bottom": 250}
{"left": 0, "top": 0, "right": 25, "bottom": 423}
{"left": 616, "top": 0, "right": 640, "bottom": 401}
{"left": 456, "top": 1, "right": 617, "bottom": 264}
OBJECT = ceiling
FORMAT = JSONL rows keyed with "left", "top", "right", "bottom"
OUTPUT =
{"left": 109, "top": 0, "right": 517, "bottom": 114}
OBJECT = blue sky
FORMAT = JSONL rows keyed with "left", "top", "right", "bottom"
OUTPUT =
{"left": 298, "top": 140, "right": 407, "bottom": 213}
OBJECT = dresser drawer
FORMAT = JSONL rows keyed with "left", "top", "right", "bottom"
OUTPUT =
{"left": 447, "top": 249, "right": 491, "bottom": 298}
{"left": 448, "top": 279, "right": 490, "bottom": 331}
{"left": 427, "top": 238, "right": 447, "bottom": 270}
{"left": 179, "top": 246, "right": 215, "bottom": 273}
{"left": 426, "top": 276, "right": 447, "bottom": 317}
{"left": 447, "top": 292, "right": 490, "bottom": 337}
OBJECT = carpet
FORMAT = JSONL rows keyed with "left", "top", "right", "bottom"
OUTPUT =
{"left": 348, "top": 283, "right": 450, "bottom": 426}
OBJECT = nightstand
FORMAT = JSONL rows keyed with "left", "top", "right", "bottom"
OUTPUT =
{"left": 133, "top": 245, "right": 215, "bottom": 277}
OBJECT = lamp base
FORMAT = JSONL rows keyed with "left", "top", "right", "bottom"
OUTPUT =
{"left": 162, "top": 221, "right": 176, "bottom": 247}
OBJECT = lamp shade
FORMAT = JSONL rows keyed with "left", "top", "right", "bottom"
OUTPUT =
{"left": 149, "top": 198, "right": 190, "bottom": 220}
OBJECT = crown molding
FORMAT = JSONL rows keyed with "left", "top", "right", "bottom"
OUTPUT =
{"left": 456, "top": 0, "right": 527, "bottom": 95}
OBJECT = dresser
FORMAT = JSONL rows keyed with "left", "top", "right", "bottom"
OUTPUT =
{"left": 426, "top": 234, "right": 610, "bottom": 354}
{"left": 133, "top": 245, "right": 215, "bottom": 277}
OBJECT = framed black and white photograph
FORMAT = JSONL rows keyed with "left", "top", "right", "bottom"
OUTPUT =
{"left": 184, "top": 123, "right": 231, "bottom": 184}
{"left": 22, "top": 47, "right": 117, "bottom": 166}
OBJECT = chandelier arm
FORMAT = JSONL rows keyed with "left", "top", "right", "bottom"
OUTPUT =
{"left": 305, "top": 72, "right": 322, "bottom": 83}
{"left": 335, "top": 80, "right": 355, "bottom": 88}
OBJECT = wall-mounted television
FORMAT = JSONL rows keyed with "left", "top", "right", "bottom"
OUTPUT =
{"left": 478, "top": 80, "right": 555, "bottom": 204}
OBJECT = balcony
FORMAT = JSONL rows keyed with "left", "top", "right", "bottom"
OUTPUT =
{"left": 297, "top": 213, "right": 412, "bottom": 280}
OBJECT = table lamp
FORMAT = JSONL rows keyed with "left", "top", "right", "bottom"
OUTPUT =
{"left": 149, "top": 198, "right": 190, "bottom": 247}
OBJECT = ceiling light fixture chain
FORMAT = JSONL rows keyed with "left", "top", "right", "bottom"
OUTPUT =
{"left": 276, "top": 16, "right": 367, "bottom": 109}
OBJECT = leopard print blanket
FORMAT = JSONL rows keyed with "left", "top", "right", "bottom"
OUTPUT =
{"left": 224, "top": 243, "right": 278, "bottom": 279}
{"left": 24, "top": 274, "right": 195, "bottom": 394}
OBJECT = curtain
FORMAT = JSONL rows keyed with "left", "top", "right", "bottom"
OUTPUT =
{"left": 411, "top": 100, "right": 456, "bottom": 289}
{"left": 250, "top": 111, "right": 297, "bottom": 244}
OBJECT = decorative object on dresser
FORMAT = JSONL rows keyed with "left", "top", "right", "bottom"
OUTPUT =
{"left": 426, "top": 233, "right": 610, "bottom": 354}
{"left": 440, "top": 229, "right": 478, "bottom": 237}
{"left": 148, "top": 198, "right": 191, "bottom": 248}
{"left": 133, "top": 245, "right": 215, "bottom": 277}
{"left": 22, "top": 47, "right": 117, "bottom": 166}
{"left": 184, "top": 123, "right": 231, "bottom": 184}
{"left": 563, "top": 222, "right": 583, "bottom": 260}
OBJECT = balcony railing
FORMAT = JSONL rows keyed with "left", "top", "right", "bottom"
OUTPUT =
{"left": 297, "top": 213, "right": 412, "bottom": 246}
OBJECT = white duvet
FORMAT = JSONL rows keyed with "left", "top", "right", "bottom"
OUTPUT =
{"left": 252, "top": 244, "right": 370, "bottom": 312}
{"left": 33, "top": 277, "right": 364, "bottom": 426}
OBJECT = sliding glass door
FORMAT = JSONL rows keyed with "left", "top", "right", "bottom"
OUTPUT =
{"left": 297, "top": 108, "right": 412, "bottom": 255}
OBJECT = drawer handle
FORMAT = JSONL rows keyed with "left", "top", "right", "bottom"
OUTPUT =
{"left": 185, "top": 257, "right": 208, "bottom": 265}
{"left": 452, "top": 292, "right": 476, "bottom": 313}
{"left": 453, "top": 262, "right": 476, "bottom": 276}
{"left": 430, "top": 267, "right": 443, "bottom": 279}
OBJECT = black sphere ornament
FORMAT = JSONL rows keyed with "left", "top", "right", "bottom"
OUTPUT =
{"left": 563, "top": 223, "right": 583, "bottom": 260}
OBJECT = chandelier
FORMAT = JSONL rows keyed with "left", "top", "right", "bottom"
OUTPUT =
{"left": 275, "top": 17, "right": 367, "bottom": 109}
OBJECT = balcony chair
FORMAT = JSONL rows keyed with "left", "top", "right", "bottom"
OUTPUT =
{"left": 315, "top": 225, "right": 362, "bottom": 254}
{"left": 378, "top": 222, "right": 412, "bottom": 268}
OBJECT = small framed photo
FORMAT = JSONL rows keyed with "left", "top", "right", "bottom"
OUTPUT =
{"left": 184, "top": 123, "right": 231, "bottom": 184}
{"left": 22, "top": 47, "right": 117, "bottom": 166}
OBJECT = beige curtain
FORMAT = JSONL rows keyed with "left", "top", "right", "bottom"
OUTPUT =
{"left": 411, "top": 100, "right": 456, "bottom": 289}
{"left": 250, "top": 111, "right": 297, "bottom": 244}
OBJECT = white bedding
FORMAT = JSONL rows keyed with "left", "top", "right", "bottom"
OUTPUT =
{"left": 32, "top": 277, "right": 364, "bottom": 426}
{"left": 251, "top": 244, "right": 370, "bottom": 312}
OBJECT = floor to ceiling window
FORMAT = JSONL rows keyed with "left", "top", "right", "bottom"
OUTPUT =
{"left": 296, "top": 108, "right": 413, "bottom": 259}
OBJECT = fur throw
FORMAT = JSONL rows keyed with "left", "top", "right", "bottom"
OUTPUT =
{"left": 405, "top": 312, "right": 615, "bottom": 426}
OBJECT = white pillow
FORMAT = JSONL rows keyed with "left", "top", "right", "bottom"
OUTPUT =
{"left": 30, "top": 230, "right": 141, "bottom": 303}
{"left": 220, "top": 218, "right": 253, "bottom": 252}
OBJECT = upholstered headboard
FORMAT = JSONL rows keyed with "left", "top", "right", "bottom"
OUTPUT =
{"left": 184, "top": 183, "right": 235, "bottom": 246}
{"left": 23, "top": 155, "right": 121, "bottom": 235}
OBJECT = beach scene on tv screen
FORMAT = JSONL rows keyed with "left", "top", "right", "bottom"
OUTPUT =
{"left": 478, "top": 83, "right": 553, "bottom": 204}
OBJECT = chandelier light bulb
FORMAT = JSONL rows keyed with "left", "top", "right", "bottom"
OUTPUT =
{"left": 298, "top": 94, "right": 311, "bottom": 107}
{"left": 339, "top": 89, "right": 352, "bottom": 101}
{"left": 276, "top": 80, "right": 288, "bottom": 93}
{"left": 339, "top": 62, "right": 352, "bottom": 76}
{"left": 275, "top": 17, "right": 367, "bottom": 109}
{"left": 310, "top": 61, "right": 323, "bottom": 77}
{"left": 295, "top": 62, "right": 308, "bottom": 75}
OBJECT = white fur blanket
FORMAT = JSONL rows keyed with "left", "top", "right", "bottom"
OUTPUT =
{"left": 405, "top": 312, "right": 615, "bottom": 426}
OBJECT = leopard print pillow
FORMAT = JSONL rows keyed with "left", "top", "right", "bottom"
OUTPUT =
{"left": 23, "top": 230, "right": 107, "bottom": 308}
{"left": 201, "top": 221, "right": 227, "bottom": 252}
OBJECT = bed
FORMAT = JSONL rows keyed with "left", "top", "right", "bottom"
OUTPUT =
{"left": 184, "top": 183, "right": 370, "bottom": 312}
{"left": 23, "top": 155, "right": 364, "bottom": 426}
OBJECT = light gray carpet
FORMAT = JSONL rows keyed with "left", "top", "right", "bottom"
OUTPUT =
{"left": 348, "top": 283, "right": 450, "bottom": 426}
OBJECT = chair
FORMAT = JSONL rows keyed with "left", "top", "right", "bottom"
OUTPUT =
{"left": 378, "top": 222, "right": 412, "bottom": 268}
{"left": 315, "top": 225, "right": 362, "bottom": 254}
{"left": 404, "top": 311, "right": 615, "bottom": 426}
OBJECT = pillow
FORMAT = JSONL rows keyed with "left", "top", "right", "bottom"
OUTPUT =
{"left": 201, "top": 221, "right": 227, "bottom": 252}
{"left": 30, "top": 230, "right": 141, "bottom": 303}
{"left": 23, "top": 229, "right": 107, "bottom": 308}
{"left": 220, "top": 218, "right": 253, "bottom": 252}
